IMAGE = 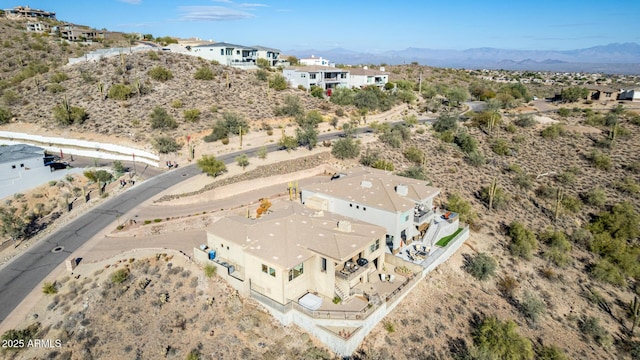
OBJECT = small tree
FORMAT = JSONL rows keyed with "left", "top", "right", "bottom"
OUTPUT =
{"left": 433, "top": 114, "right": 458, "bottom": 133}
{"left": 403, "top": 146, "right": 425, "bottom": 165}
{"left": 107, "top": 83, "right": 133, "bottom": 100}
{"left": 278, "top": 134, "right": 298, "bottom": 152}
{"left": 194, "top": 66, "right": 214, "bottom": 80}
{"left": 197, "top": 155, "right": 226, "bottom": 177}
{"left": 296, "top": 125, "right": 318, "bottom": 150}
{"left": 508, "top": 221, "right": 538, "bottom": 260}
{"left": 235, "top": 154, "right": 249, "bottom": 170}
{"left": 0, "top": 106, "right": 13, "bottom": 124}
{"left": 331, "top": 138, "right": 360, "bottom": 159}
{"left": 464, "top": 252, "right": 497, "bottom": 281}
{"left": 153, "top": 136, "right": 181, "bottom": 153}
{"left": 150, "top": 106, "right": 177, "bottom": 129}
{"left": 268, "top": 74, "right": 287, "bottom": 90}
{"left": 472, "top": 316, "right": 534, "bottom": 359}
{"left": 42, "top": 282, "right": 57, "bottom": 295}
{"left": 148, "top": 66, "right": 173, "bottom": 82}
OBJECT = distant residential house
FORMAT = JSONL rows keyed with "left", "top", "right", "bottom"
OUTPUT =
{"left": 619, "top": 89, "right": 640, "bottom": 101}
{"left": 54, "top": 23, "right": 104, "bottom": 42}
{"left": 0, "top": 144, "right": 49, "bottom": 189}
{"left": 26, "top": 22, "right": 50, "bottom": 33}
{"left": 301, "top": 168, "right": 440, "bottom": 254}
{"left": 191, "top": 42, "right": 257, "bottom": 67}
{"left": 253, "top": 45, "right": 281, "bottom": 67}
{"left": 283, "top": 66, "right": 349, "bottom": 90}
{"left": 195, "top": 202, "right": 386, "bottom": 306}
{"left": 586, "top": 86, "right": 619, "bottom": 101}
{"left": 4, "top": 6, "right": 55, "bottom": 20}
{"left": 300, "top": 55, "right": 332, "bottom": 67}
{"left": 348, "top": 66, "right": 389, "bottom": 88}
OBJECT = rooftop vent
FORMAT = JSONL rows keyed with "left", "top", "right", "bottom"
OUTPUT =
{"left": 380, "top": 66, "right": 385, "bottom": 72}
{"left": 361, "top": 180, "right": 372, "bottom": 188}
{"left": 337, "top": 220, "right": 352, "bottom": 233}
{"left": 395, "top": 184, "right": 408, "bottom": 196}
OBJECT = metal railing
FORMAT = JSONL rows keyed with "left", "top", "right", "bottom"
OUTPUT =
{"left": 292, "top": 301, "right": 378, "bottom": 320}
{"left": 385, "top": 273, "right": 420, "bottom": 304}
{"left": 335, "top": 262, "right": 370, "bottom": 280}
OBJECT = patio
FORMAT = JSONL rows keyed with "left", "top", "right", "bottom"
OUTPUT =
{"left": 353, "top": 269, "right": 408, "bottom": 304}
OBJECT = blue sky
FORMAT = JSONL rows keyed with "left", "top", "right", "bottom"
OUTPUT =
{"left": 2, "top": 0, "right": 639, "bottom": 52}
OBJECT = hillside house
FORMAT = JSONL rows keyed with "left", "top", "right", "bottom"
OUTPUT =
{"left": 26, "top": 22, "right": 50, "bottom": 33}
{"left": 4, "top": 6, "right": 55, "bottom": 20}
{"left": 348, "top": 67, "right": 389, "bottom": 88}
{"left": 300, "top": 55, "right": 332, "bottom": 67}
{"left": 253, "top": 45, "right": 281, "bottom": 67}
{"left": 587, "top": 86, "right": 619, "bottom": 102}
{"left": 54, "top": 23, "right": 104, "bottom": 42}
{"left": 191, "top": 42, "right": 257, "bottom": 67}
{"left": 283, "top": 66, "right": 349, "bottom": 90}
{"left": 301, "top": 168, "right": 440, "bottom": 254}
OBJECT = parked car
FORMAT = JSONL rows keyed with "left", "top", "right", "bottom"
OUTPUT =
{"left": 46, "top": 161, "right": 70, "bottom": 170}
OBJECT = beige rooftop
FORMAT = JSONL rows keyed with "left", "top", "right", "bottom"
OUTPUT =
{"left": 208, "top": 202, "right": 385, "bottom": 269}
{"left": 303, "top": 168, "right": 440, "bottom": 213}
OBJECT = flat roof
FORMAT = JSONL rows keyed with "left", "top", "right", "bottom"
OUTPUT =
{"left": 208, "top": 202, "right": 385, "bottom": 269}
{"left": 284, "top": 65, "right": 348, "bottom": 73}
{"left": 0, "top": 144, "right": 44, "bottom": 164}
{"left": 302, "top": 167, "right": 440, "bottom": 213}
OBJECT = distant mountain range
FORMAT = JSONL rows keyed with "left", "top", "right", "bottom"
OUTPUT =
{"left": 286, "top": 43, "right": 640, "bottom": 74}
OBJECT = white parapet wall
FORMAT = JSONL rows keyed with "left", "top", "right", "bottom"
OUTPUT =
{"left": 0, "top": 131, "right": 160, "bottom": 167}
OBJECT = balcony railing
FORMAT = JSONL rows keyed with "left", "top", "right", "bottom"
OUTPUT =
{"left": 413, "top": 209, "right": 434, "bottom": 224}
{"left": 336, "top": 261, "right": 370, "bottom": 280}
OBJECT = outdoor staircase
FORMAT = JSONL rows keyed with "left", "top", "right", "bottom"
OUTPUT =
{"left": 422, "top": 221, "right": 441, "bottom": 246}
{"left": 334, "top": 281, "right": 350, "bottom": 301}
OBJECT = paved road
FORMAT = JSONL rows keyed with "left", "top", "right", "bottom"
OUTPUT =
{"left": 0, "top": 165, "right": 202, "bottom": 323}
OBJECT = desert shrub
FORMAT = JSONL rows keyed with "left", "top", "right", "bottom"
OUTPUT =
{"left": 204, "top": 112, "right": 249, "bottom": 142}
{"left": 433, "top": 113, "right": 458, "bottom": 133}
{"left": 446, "top": 193, "right": 476, "bottom": 224}
{"left": 255, "top": 69, "right": 268, "bottom": 81}
{"left": 150, "top": 106, "right": 177, "bottom": 129}
{"left": 153, "top": 136, "right": 181, "bottom": 153}
{"left": 297, "top": 110, "right": 323, "bottom": 128}
{"left": 614, "top": 176, "right": 640, "bottom": 195}
{"left": 570, "top": 228, "right": 593, "bottom": 249}
{"left": 519, "top": 291, "right": 546, "bottom": 323}
{"left": 183, "top": 109, "right": 201, "bottom": 122}
{"left": 296, "top": 125, "right": 318, "bottom": 150}
{"left": 372, "top": 159, "right": 394, "bottom": 171}
{"left": 111, "top": 268, "right": 130, "bottom": 284}
{"left": 479, "top": 183, "right": 510, "bottom": 210}
{"left": 557, "top": 108, "right": 571, "bottom": 117}
{"left": 555, "top": 171, "right": 575, "bottom": 185}
{"left": 310, "top": 85, "right": 324, "bottom": 99}
{"left": 496, "top": 275, "right": 519, "bottom": 299}
{"left": 278, "top": 135, "right": 298, "bottom": 152}
{"left": 513, "top": 173, "right": 533, "bottom": 190}
{"left": 194, "top": 66, "right": 214, "bottom": 80}
{"left": 148, "top": 66, "right": 173, "bottom": 82}
{"left": 403, "top": 146, "right": 424, "bottom": 164}
{"left": 107, "top": 83, "right": 133, "bottom": 100}
{"left": 589, "top": 150, "right": 612, "bottom": 170}
{"left": 49, "top": 72, "right": 69, "bottom": 83}
{"left": 578, "top": 316, "right": 612, "bottom": 347}
{"left": 454, "top": 131, "right": 478, "bottom": 153}
{"left": 46, "top": 83, "right": 65, "bottom": 93}
{"left": 535, "top": 184, "right": 557, "bottom": 199}
{"left": 2, "top": 90, "right": 20, "bottom": 106}
{"left": 539, "top": 230, "right": 572, "bottom": 267}
{"left": 561, "top": 195, "right": 582, "bottom": 213}
{"left": 197, "top": 155, "right": 226, "bottom": 177}
{"left": 274, "top": 95, "right": 304, "bottom": 118}
{"left": 379, "top": 124, "right": 411, "bottom": 148}
{"left": 590, "top": 258, "right": 626, "bottom": 286}
{"left": 536, "top": 345, "right": 568, "bottom": 360}
{"left": 505, "top": 123, "right": 517, "bottom": 133}
{"left": 508, "top": 221, "right": 537, "bottom": 260}
{"left": 540, "top": 123, "right": 566, "bottom": 139}
{"left": 397, "top": 166, "right": 428, "bottom": 181}
{"left": 331, "top": 138, "right": 360, "bottom": 159}
{"left": 53, "top": 103, "right": 88, "bottom": 125}
{"left": 171, "top": 99, "right": 183, "bottom": 108}
{"left": 464, "top": 252, "right": 496, "bottom": 281}
{"left": 330, "top": 87, "right": 354, "bottom": 106}
{"left": 465, "top": 151, "right": 486, "bottom": 167}
{"left": 42, "top": 282, "right": 57, "bottom": 295}
{"left": 1, "top": 323, "right": 41, "bottom": 349}
{"left": 491, "top": 138, "right": 512, "bottom": 155}
{"left": 515, "top": 114, "right": 536, "bottom": 127}
{"left": 204, "top": 264, "right": 216, "bottom": 278}
{"left": 268, "top": 74, "right": 287, "bottom": 90}
{"left": 384, "top": 321, "right": 395, "bottom": 333}
{"left": 472, "top": 316, "right": 534, "bottom": 360}
{"left": 359, "top": 149, "right": 380, "bottom": 167}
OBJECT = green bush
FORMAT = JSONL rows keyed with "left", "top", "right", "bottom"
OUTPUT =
{"left": 329, "top": 87, "right": 354, "bottom": 106}
{"left": 268, "top": 74, "right": 287, "bottom": 90}
{"left": 590, "top": 258, "right": 626, "bottom": 286}
{"left": 108, "top": 83, "right": 133, "bottom": 100}
{"left": 540, "top": 124, "right": 566, "bottom": 139}
{"left": 491, "top": 138, "right": 512, "bottom": 155}
{"left": 540, "top": 230, "right": 572, "bottom": 267}
{"left": 447, "top": 193, "right": 476, "bottom": 224}
{"left": 578, "top": 316, "right": 612, "bottom": 347}
{"left": 46, "top": 83, "right": 65, "bottom": 93}
{"left": 111, "top": 268, "right": 130, "bottom": 284}
{"left": 397, "top": 166, "right": 428, "bottom": 181}
{"left": 465, "top": 151, "right": 486, "bottom": 167}
{"left": 519, "top": 291, "right": 546, "bottom": 323}
{"left": 197, "top": 155, "right": 227, "bottom": 177}
{"left": 454, "top": 131, "right": 478, "bottom": 154}
{"left": 183, "top": 109, "right": 201, "bottom": 122}
{"left": 464, "top": 252, "right": 497, "bottom": 281}
{"left": 472, "top": 316, "right": 533, "bottom": 359}
{"left": 331, "top": 138, "right": 360, "bottom": 159}
{"left": 557, "top": 108, "right": 571, "bottom": 117}
{"left": 153, "top": 136, "right": 181, "bottom": 154}
{"left": 433, "top": 114, "right": 458, "bottom": 133}
{"left": 49, "top": 72, "right": 69, "bottom": 83}
{"left": 372, "top": 159, "right": 394, "bottom": 171}
{"left": 274, "top": 95, "right": 304, "bottom": 118}
{"left": 589, "top": 151, "right": 612, "bottom": 171}
{"left": 148, "top": 66, "right": 173, "bottom": 82}
{"left": 278, "top": 135, "right": 298, "bottom": 152}
{"left": 479, "top": 183, "right": 510, "bottom": 210}
{"left": 150, "top": 106, "right": 177, "bottom": 129}
{"left": 204, "top": 112, "right": 248, "bottom": 142}
{"left": 514, "top": 114, "right": 536, "bottom": 127}
{"left": 536, "top": 345, "right": 568, "bottom": 360}
{"left": 194, "top": 66, "right": 214, "bottom": 80}
{"left": 1, "top": 323, "right": 41, "bottom": 349}
{"left": 204, "top": 264, "right": 216, "bottom": 278}
{"left": 508, "top": 221, "right": 537, "bottom": 260}
{"left": 403, "top": 146, "right": 424, "bottom": 164}
{"left": 310, "top": 85, "right": 324, "bottom": 99}
{"left": 53, "top": 103, "right": 88, "bottom": 125}
{"left": 0, "top": 106, "right": 13, "bottom": 124}
{"left": 561, "top": 195, "right": 582, "bottom": 213}
{"left": 42, "top": 281, "right": 57, "bottom": 295}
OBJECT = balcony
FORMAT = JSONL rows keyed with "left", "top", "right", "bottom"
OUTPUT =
{"left": 336, "top": 261, "right": 370, "bottom": 280}
{"left": 413, "top": 209, "right": 434, "bottom": 224}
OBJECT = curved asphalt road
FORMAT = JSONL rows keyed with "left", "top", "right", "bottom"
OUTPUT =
{"left": 0, "top": 116, "right": 439, "bottom": 324}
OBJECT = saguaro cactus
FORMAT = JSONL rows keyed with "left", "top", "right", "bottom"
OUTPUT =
{"left": 554, "top": 187, "right": 564, "bottom": 220}
{"left": 488, "top": 178, "right": 497, "bottom": 210}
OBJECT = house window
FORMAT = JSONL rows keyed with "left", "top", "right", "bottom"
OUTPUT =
{"left": 404, "top": 214, "right": 409, "bottom": 222}
{"left": 363, "top": 207, "right": 366, "bottom": 211}
{"left": 349, "top": 204, "right": 353, "bottom": 207}
{"left": 288, "top": 262, "right": 304, "bottom": 281}
{"left": 262, "top": 264, "right": 276, "bottom": 277}
{"left": 220, "top": 49, "right": 224, "bottom": 55}
{"left": 301, "top": 74, "right": 306, "bottom": 78}
{"left": 321, "top": 257, "right": 327, "bottom": 272}
{"left": 20, "top": 164, "right": 24, "bottom": 167}
{"left": 309, "top": 73, "right": 316, "bottom": 79}
{"left": 236, "top": 50, "right": 240, "bottom": 55}
{"left": 370, "top": 239, "right": 380, "bottom": 252}
{"left": 11, "top": 165, "right": 16, "bottom": 169}
{"left": 356, "top": 205, "right": 359, "bottom": 209}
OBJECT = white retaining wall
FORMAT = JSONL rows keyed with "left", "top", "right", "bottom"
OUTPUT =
{"left": 0, "top": 131, "right": 160, "bottom": 167}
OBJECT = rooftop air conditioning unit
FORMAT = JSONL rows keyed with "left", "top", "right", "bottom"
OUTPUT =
{"left": 361, "top": 180, "right": 372, "bottom": 188}
{"left": 395, "top": 184, "right": 408, "bottom": 196}
{"left": 337, "top": 220, "right": 352, "bottom": 232}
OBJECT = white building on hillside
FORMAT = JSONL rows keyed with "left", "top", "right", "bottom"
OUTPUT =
{"left": 283, "top": 66, "right": 349, "bottom": 90}
{"left": 0, "top": 144, "right": 50, "bottom": 199}
{"left": 348, "top": 67, "right": 389, "bottom": 88}
{"left": 301, "top": 168, "right": 440, "bottom": 254}
{"left": 300, "top": 55, "right": 333, "bottom": 67}
{"left": 191, "top": 42, "right": 257, "bottom": 67}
